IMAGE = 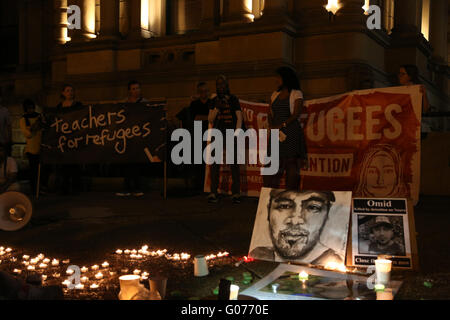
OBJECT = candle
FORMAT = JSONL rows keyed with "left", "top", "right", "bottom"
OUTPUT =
{"left": 27, "top": 265, "right": 35, "bottom": 271}
{"left": 116, "top": 249, "right": 123, "bottom": 255}
{"left": 30, "top": 259, "right": 38, "bottom": 265}
{"left": 229, "top": 285, "right": 240, "bottom": 300}
{"left": 39, "top": 263, "right": 48, "bottom": 269}
{"left": 0, "top": 252, "right": 5, "bottom": 256}
{"left": 102, "top": 261, "right": 109, "bottom": 268}
{"left": 13, "top": 269, "right": 22, "bottom": 274}
{"left": 51, "top": 259, "right": 59, "bottom": 266}
{"left": 91, "top": 265, "right": 99, "bottom": 271}
{"left": 133, "top": 269, "right": 141, "bottom": 275}
{"left": 131, "top": 250, "right": 137, "bottom": 254}
{"left": 95, "top": 272, "right": 103, "bottom": 280}
{"left": 81, "top": 266, "right": 88, "bottom": 273}
{"left": 37, "top": 254, "right": 44, "bottom": 260}
{"left": 42, "top": 275, "right": 47, "bottom": 281}
{"left": 43, "top": 258, "right": 50, "bottom": 264}
{"left": 109, "top": 271, "right": 117, "bottom": 276}
{"left": 81, "top": 276, "right": 89, "bottom": 283}
{"left": 53, "top": 273, "right": 61, "bottom": 278}
{"left": 90, "top": 283, "right": 99, "bottom": 289}
{"left": 299, "top": 271, "right": 309, "bottom": 283}
{"left": 66, "top": 268, "right": 75, "bottom": 275}
{"left": 5, "top": 248, "right": 12, "bottom": 253}
{"left": 375, "top": 259, "right": 392, "bottom": 285}
{"left": 23, "top": 261, "right": 29, "bottom": 266}
{"left": 75, "top": 284, "right": 84, "bottom": 290}
{"left": 62, "top": 280, "right": 71, "bottom": 287}
{"left": 23, "top": 255, "right": 30, "bottom": 260}
{"left": 62, "top": 259, "right": 70, "bottom": 264}
{"left": 124, "top": 249, "right": 131, "bottom": 255}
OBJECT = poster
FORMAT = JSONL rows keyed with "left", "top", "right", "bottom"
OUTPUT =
{"left": 41, "top": 102, "right": 167, "bottom": 164}
{"left": 351, "top": 198, "right": 412, "bottom": 269}
{"left": 204, "top": 86, "right": 422, "bottom": 204}
{"left": 248, "top": 188, "right": 352, "bottom": 267}
{"left": 241, "top": 264, "right": 403, "bottom": 300}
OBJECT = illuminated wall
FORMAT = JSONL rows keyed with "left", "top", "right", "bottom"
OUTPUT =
{"left": 421, "top": 0, "right": 430, "bottom": 41}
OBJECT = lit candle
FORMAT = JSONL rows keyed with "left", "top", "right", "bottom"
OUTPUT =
{"left": 37, "top": 254, "right": 44, "bottom": 260}
{"left": 42, "top": 275, "right": 47, "bottom": 281}
{"left": 133, "top": 269, "right": 141, "bottom": 275}
{"left": 30, "top": 259, "right": 38, "bottom": 265}
{"left": 75, "top": 284, "right": 84, "bottom": 290}
{"left": 116, "top": 249, "right": 123, "bottom": 255}
{"left": 229, "top": 285, "right": 240, "bottom": 300}
{"left": 95, "top": 272, "right": 103, "bottom": 280}
{"left": 62, "top": 280, "right": 71, "bottom": 287}
{"left": 299, "top": 271, "right": 309, "bottom": 283}
{"left": 23, "top": 255, "right": 30, "bottom": 260}
{"left": 109, "top": 271, "right": 117, "bottom": 276}
{"left": 39, "top": 263, "right": 48, "bottom": 269}
{"left": 13, "top": 269, "right": 22, "bottom": 274}
{"left": 51, "top": 259, "right": 59, "bottom": 266}
{"left": 53, "top": 273, "right": 61, "bottom": 278}
{"left": 5, "top": 248, "right": 12, "bottom": 253}
{"left": 375, "top": 259, "right": 392, "bottom": 285}
{"left": 81, "top": 266, "right": 89, "bottom": 273}
{"left": 66, "top": 268, "right": 75, "bottom": 275}
{"left": 23, "top": 261, "right": 29, "bottom": 266}
{"left": 91, "top": 265, "right": 99, "bottom": 271}
{"left": 124, "top": 249, "right": 131, "bottom": 255}
{"left": 102, "top": 261, "right": 110, "bottom": 268}
{"left": 81, "top": 276, "right": 89, "bottom": 283}
{"left": 62, "top": 259, "right": 70, "bottom": 264}
{"left": 131, "top": 250, "right": 137, "bottom": 254}
{"left": 43, "top": 258, "right": 50, "bottom": 264}
{"left": 27, "top": 265, "right": 35, "bottom": 271}
{"left": 0, "top": 252, "right": 5, "bottom": 256}
{"left": 90, "top": 283, "right": 99, "bottom": 289}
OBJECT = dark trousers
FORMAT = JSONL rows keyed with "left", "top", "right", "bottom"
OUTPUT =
{"left": 210, "top": 163, "right": 240, "bottom": 196}
{"left": 263, "top": 158, "right": 302, "bottom": 191}
{"left": 26, "top": 153, "right": 49, "bottom": 195}
{"left": 123, "top": 164, "right": 142, "bottom": 193}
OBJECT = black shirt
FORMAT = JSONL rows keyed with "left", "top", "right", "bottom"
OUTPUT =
{"left": 189, "top": 99, "right": 211, "bottom": 120}
{"left": 209, "top": 94, "right": 241, "bottom": 132}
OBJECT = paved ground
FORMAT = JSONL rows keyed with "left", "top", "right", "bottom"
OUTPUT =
{"left": 0, "top": 189, "right": 449, "bottom": 300}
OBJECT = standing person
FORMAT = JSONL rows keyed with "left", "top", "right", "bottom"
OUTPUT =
{"left": 0, "top": 95, "right": 12, "bottom": 156}
{"left": 19, "top": 99, "right": 49, "bottom": 196}
{"left": 207, "top": 75, "right": 243, "bottom": 204}
{"left": 55, "top": 84, "right": 83, "bottom": 195}
{"left": 398, "top": 65, "right": 430, "bottom": 113}
{"left": 263, "top": 67, "right": 307, "bottom": 191}
{"left": 0, "top": 144, "right": 20, "bottom": 193}
{"left": 116, "top": 80, "right": 148, "bottom": 197}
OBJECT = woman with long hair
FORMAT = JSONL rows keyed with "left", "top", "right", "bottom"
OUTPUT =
{"left": 263, "top": 67, "right": 307, "bottom": 191}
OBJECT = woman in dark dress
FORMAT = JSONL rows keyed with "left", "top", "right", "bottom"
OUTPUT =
{"left": 264, "top": 67, "right": 307, "bottom": 191}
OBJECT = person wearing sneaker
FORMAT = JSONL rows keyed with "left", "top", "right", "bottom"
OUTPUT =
{"left": 207, "top": 75, "right": 243, "bottom": 204}
{"left": 116, "top": 80, "right": 148, "bottom": 198}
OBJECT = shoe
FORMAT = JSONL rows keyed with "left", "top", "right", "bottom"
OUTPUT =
{"left": 232, "top": 194, "right": 242, "bottom": 204}
{"left": 208, "top": 193, "right": 219, "bottom": 203}
{"left": 116, "top": 192, "right": 131, "bottom": 197}
{"left": 133, "top": 192, "right": 144, "bottom": 197}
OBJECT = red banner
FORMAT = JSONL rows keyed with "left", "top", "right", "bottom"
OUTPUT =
{"left": 205, "top": 86, "right": 422, "bottom": 203}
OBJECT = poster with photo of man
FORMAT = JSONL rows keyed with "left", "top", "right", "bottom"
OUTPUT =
{"left": 248, "top": 188, "right": 352, "bottom": 267}
{"left": 351, "top": 198, "right": 412, "bottom": 269}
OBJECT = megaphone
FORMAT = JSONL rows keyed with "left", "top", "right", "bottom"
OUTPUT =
{"left": 0, "top": 192, "right": 33, "bottom": 231}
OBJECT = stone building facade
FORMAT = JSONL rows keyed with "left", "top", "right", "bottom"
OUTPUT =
{"left": 0, "top": 0, "right": 449, "bottom": 168}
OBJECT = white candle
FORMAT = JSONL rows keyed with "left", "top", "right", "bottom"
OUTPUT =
{"left": 51, "top": 259, "right": 59, "bottom": 266}
{"left": 102, "top": 261, "right": 109, "bottom": 268}
{"left": 75, "top": 284, "right": 84, "bottom": 290}
{"left": 27, "top": 265, "right": 35, "bottom": 271}
{"left": 124, "top": 249, "right": 131, "bottom": 255}
{"left": 39, "top": 263, "right": 48, "bottom": 269}
{"left": 90, "top": 283, "right": 99, "bottom": 289}
{"left": 229, "top": 285, "right": 240, "bottom": 300}
{"left": 81, "top": 276, "right": 89, "bottom": 283}
{"left": 13, "top": 269, "right": 22, "bottom": 274}
{"left": 95, "top": 272, "right": 103, "bottom": 280}
{"left": 42, "top": 275, "right": 47, "bottom": 281}
{"left": 133, "top": 269, "right": 141, "bottom": 275}
{"left": 5, "top": 248, "right": 12, "bottom": 253}
{"left": 116, "top": 249, "right": 123, "bottom": 255}
{"left": 53, "top": 273, "right": 61, "bottom": 278}
{"left": 23, "top": 255, "right": 30, "bottom": 260}
{"left": 62, "top": 259, "right": 70, "bottom": 264}
{"left": 62, "top": 280, "right": 71, "bottom": 287}
{"left": 131, "top": 250, "right": 137, "bottom": 254}
{"left": 299, "top": 271, "right": 309, "bottom": 283}
{"left": 91, "top": 265, "right": 99, "bottom": 271}
{"left": 43, "top": 258, "right": 50, "bottom": 264}
{"left": 81, "top": 266, "right": 88, "bottom": 273}
{"left": 375, "top": 259, "right": 392, "bottom": 285}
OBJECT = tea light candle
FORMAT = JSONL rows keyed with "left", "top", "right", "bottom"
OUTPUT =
{"left": 66, "top": 268, "right": 75, "bottom": 275}
{"left": 13, "top": 269, "right": 22, "bottom": 274}
{"left": 0, "top": 252, "right": 5, "bottom": 256}
{"left": 5, "top": 248, "right": 12, "bottom": 253}
{"left": 81, "top": 276, "right": 89, "bottom": 283}
{"left": 124, "top": 249, "right": 131, "bottom": 255}
{"left": 43, "top": 258, "right": 50, "bottom": 264}
{"left": 102, "top": 262, "right": 109, "bottom": 268}
{"left": 23, "top": 255, "right": 30, "bottom": 260}
{"left": 95, "top": 272, "right": 103, "bottom": 280}
{"left": 81, "top": 266, "right": 88, "bottom": 273}
{"left": 62, "top": 259, "right": 70, "bottom": 264}
{"left": 90, "top": 283, "right": 99, "bottom": 289}
{"left": 42, "top": 275, "right": 47, "bottom": 281}
{"left": 53, "top": 273, "right": 61, "bottom": 278}
{"left": 75, "top": 284, "right": 84, "bottom": 290}
{"left": 299, "top": 271, "right": 309, "bottom": 283}
{"left": 62, "top": 280, "right": 71, "bottom": 287}
{"left": 131, "top": 250, "right": 137, "bottom": 254}
{"left": 133, "top": 269, "right": 141, "bottom": 275}
{"left": 91, "top": 265, "right": 99, "bottom": 271}
{"left": 51, "top": 259, "right": 59, "bottom": 266}
{"left": 27, "top": 265, "right": 35, "bottom": 271}
{"left": 116, "top": 249, "right": 123, "bottom": 255}
{"left": 23, "top": 261, "right": 29, "bottom": 266}
{"left": 39, "top": 263, "right": 48, "bottom": 269}
{"left": 109, "top": 271, "right": 117, "bottom": 276}
{"left": 37, "top": 254, "right": 44, "bottom": 260}
{"left": 375, "top": 259, "right": 392, "bottom": 285}
{"left": 229, "top": 285, "right": 240, "bottom": 300}
{"left": 30, "top": 259, "right": 38, "bottom": 265}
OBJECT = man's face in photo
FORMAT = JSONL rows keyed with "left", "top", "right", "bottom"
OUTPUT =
{"left": 268, "top": 191, "right": 331, "bottom": 259}
{"left": 372, "top": 224, "right": 394, "bottom": 246}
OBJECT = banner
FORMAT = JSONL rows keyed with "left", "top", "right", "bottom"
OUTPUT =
{"left": 205, "top": 86, "right": 422, "bottom": 204}
{"left": 41, "top": 102, "right": 167, "bottom": 164}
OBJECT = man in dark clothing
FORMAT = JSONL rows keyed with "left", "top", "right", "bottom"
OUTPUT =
{"left": 207, "top": 75, "right": 243, "bottom": 204}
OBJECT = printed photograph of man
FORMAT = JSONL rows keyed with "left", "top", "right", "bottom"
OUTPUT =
{"left": 249, "top": 188, "right": 352, "bottom": 267}
{"left": 357, "top": 215, "right": 406, "bottom": 256}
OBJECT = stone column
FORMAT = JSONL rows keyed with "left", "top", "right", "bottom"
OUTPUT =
{"left": 99, "top": 0, "right": 120, "bottom": 40}
{"left": 54, "top": 0, "right": 68, "bottom": 44}
{"left": 221, "top": 0, "right": 252, "bottom": 25}
{"left": 128, "top": 0, "right": 150, "bottom": 39}
{"left": 429, "top": 0, "right": 448, "bottom": 63}
{"left": 391, "top": 0, "right": 422, "bottom": 35}
{"left": 260, "top": 0, "right": 288, "bottom": 18}
{"left": 70, "top": 0, "right": 97, "bottom": 41}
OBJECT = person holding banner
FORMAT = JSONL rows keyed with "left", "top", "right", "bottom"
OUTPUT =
{"left": 263, "top": 67, "right": 307, "bottom": 191}
{"left": 116, "top": 80, "right": 147, "bottom": 197}
{"left": 19, "top": 99, "right": 49, "bottom": 196}
{"left": 398, "top": 65, "right": 430, "bottom": 113}
{"left": 55, "top": 84, "right": 83, "bottom": 195}
{"left": 207, "top": 75, "right": 243, "bottom": 204}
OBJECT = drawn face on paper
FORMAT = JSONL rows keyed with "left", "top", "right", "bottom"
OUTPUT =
{"left": 372, "top": 225, "right": 394, "bottom": 246}
{"left": 268, "top": 191, "right": 331, "bottom": 259}
{"left": 365, "top": 151, "right": 397, "bottom": 197}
